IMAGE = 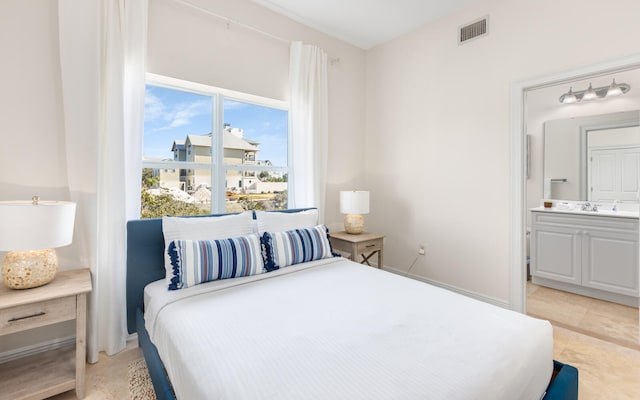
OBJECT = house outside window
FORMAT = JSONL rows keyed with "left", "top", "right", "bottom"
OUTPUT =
{"left": 141, "top": 74, "right": 289, "bottom": 218}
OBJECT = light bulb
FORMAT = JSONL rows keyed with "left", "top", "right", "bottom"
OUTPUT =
{"left": 560, "top": 87, "right": 577, "bottom": 104}
{"left": 582, "top": 83, "right": 597, "bottom": 101}
{"left": 606, "top": 79, "right": 623, "bottom": 97}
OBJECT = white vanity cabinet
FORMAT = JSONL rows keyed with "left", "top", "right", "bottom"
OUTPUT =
{"left": 531, "top": 222, "right": 582, "bottom": 285}
{"left": 530, "top": 210, "right": 639, "bottom": 306}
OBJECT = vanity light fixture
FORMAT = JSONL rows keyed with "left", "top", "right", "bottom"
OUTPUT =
{"left": 559, "top": 79, "right": 630, "bottom": 104}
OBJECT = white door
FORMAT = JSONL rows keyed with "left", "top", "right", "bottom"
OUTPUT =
{"left": 620, "top": 150, "right": 640, "bottom": 201}
{"left": 590, "top": 147, "right": 640, "bottom": 202}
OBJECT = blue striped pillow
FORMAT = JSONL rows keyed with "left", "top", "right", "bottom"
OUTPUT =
{"left": 167, "top": 234, "right": 264, "bottom": 290}
{"left": 261, "top": 225, "right": 337, "bottom": 271}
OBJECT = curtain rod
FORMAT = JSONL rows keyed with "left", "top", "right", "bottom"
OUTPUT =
{"left": 173, "top": 0, "right": 340, "bottom": 65}
{"left": 175, "top": 0, "right": 290, "bottom": 45}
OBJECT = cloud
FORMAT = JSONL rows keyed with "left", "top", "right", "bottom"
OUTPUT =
{"left": 144, "top": 89, "right": 165, "bottom": 122}
{"left": 164, "top": 100, "right": 209, "bottom": 129}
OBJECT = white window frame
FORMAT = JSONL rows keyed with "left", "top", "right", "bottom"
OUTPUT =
{"left": 144, "top": 73, "right": 290, "bottom": 213}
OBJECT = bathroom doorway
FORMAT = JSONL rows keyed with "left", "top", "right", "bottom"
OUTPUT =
{"left": 518, "top": 60, "right": 640, "bottom": 349}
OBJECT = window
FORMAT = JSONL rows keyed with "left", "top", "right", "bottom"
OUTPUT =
{"left": 141, "top": 75, "right": 289, "bottom": 218}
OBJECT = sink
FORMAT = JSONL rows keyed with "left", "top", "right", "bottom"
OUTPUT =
{"left": 590, "top": 209, "right": 639, "bottom": 217}
{"left": 532, "top": 206, "right": 639, "bottom": 218}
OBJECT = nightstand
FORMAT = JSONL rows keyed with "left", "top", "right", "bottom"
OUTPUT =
{"left": 0, "top": 268, "right": 92, "bottom": 400}
{"left": 330, "top": 231, "right": 384, "bottom": 268}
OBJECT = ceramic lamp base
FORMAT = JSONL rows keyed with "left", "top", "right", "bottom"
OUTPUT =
{"left": 344, "top": 214, "right": 365, "bottom": 234}
{"left": 2, "top": 249, "right": 57, "bottom": 289}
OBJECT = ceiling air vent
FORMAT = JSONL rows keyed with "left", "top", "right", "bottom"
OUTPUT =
{"left": 459, "top": 16, "right": 489, "bottom": 45}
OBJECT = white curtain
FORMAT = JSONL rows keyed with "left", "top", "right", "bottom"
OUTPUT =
{"left": 289, "top": 42, "right": 329, "bottom": 222}
{"left": 58, "top": 0, "right": 147, "bottom": 362}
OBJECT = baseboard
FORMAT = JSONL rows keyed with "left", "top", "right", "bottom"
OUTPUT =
{"left": 0, "top": 336, "right": 75, "bottom": 363}
{"left": 531, "top": 276, "right": 639, "bottom": 307}
{"left": 383, "top": 265, "right": 511, "bottom": 310}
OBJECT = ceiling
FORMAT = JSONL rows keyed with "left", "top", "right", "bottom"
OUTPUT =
{"left": 251, "top": 0, "right": 481, "bottom": 49}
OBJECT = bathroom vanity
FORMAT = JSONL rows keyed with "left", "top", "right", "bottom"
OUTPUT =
{"left": 530, "top": 207, "right": 639, "bottom": 307}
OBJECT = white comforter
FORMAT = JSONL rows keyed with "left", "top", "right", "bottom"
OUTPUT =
{"left": 145, "top": 258, "right": 553, "bottom": 400}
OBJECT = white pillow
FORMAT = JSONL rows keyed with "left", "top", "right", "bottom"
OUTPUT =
{"left": 255, "top": 209, "right": 318, "bottom": 233}
{"left": 162, "top": 212, "right": 255, "bottom": 283}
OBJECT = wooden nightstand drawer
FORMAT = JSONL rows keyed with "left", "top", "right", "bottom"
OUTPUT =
{"left": 0, "top": 296, "right": 76, "bottom": 335}
{"left": 355, "top": 239, "right": 382, "bottom": 254}
{"left": 329, "top": 231, "right": 384, "bottom": 269}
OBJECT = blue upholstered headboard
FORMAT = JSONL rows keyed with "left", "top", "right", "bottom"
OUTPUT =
{"left": 126, "top": 216, "right": 167, "bottom": 334}
{"left": 125, "top": 209, "right": 315, "bottom": 334}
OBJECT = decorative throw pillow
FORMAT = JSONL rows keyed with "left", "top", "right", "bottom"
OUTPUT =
{"left": 167, "top": 234, "right": 264, "bottom": 290}
{"left": 162, "top": 212, "right": 255, "bottom": 285}
{"left": 255, "top": 209, "right": 318, "bottom": 233}
{"left": 261, "top": 224, "right": 336, "bottom": 272}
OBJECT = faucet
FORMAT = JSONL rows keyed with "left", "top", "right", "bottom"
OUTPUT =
{"left": 581, "top": 202, "right": 592, "bottom": 211}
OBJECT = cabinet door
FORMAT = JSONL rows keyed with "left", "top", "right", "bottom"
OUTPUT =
{"left": 531, "top": 226, "right": 581, "bottom": 285}
{"left": 582, "top": 230, "right": 639, "bottom": 296}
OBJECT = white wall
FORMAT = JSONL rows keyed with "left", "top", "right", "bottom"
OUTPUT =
{"left": 0, "top": 1, "right": 68, "bottom": 201}
{"left": 365, "top": 0, "right": 640, "bottom": 304}
{"left": 148, "top": 0, "right": 367, "bottom": 230}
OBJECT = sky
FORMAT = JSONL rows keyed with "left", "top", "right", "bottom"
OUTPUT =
{"left": 143, "top": 85, "right": 288, "bottom": 166}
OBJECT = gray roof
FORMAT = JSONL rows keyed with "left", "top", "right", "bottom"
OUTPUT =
{"left": 171, "top": 140, "right": 185, "bottom": 152}
{"left": 185, "top": 133, "right": 259, "bottom": 152}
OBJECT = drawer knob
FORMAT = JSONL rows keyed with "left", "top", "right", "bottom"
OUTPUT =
{"left": 8, "top": 312, "right": 46, "bottom": 322}
{"left": 365, "top": 244, "right": 376, "bottom": 248}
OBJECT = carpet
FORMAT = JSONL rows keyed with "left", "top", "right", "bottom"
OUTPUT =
{"left": 128, "top": 358, "right": 156, "bottom": 400}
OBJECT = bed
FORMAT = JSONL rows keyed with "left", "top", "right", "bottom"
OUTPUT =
{"left": 126, "top": 210, "right": 578, "bottom": 400}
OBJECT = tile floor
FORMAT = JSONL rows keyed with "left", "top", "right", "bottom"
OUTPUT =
{"left": 527, "top": 281, "right": 639, "bottom": 349}
{"left": 553, "top": 326, "right": 640, "bottom": 400}
{"left": 50, "top": 340, "right": 142, "bottom": 400}
{"left": 528, "top": 282, "right": 640, "bottom": 400}
{"left": 49, "top": 286, "right": 640, "bottom": 399}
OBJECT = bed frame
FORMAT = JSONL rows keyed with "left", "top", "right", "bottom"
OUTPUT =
{"left": 125, "top": 211, "right": 578, "bottom": 400}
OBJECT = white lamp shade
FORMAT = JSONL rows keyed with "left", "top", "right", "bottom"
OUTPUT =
{"left": 0, "top": 200, "right": 76, "bottom": 251}
{"left": 340, "top": 191, "right": 370, "bottom": 214}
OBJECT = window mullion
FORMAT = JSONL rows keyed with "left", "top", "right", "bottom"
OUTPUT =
{"left": 212, "top": 94, "right": 225, "bottom": 213}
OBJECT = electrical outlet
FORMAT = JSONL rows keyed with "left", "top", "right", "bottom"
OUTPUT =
{"left": 418, "top": 245, "right": 426, "bottom": 255}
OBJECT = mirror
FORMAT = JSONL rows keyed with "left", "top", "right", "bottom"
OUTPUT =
{"left": 525, "top": 66, "right": 640, "bottom": 212}
{"left": 543, "top": 110, "right": 640, "bottom": 202}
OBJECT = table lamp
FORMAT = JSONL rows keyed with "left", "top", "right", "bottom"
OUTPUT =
{"left": 0, "top": 197, "right": 76, "bottom": 289}
{"left": 340, "top": 190, "right": 369, "bottom": 234}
